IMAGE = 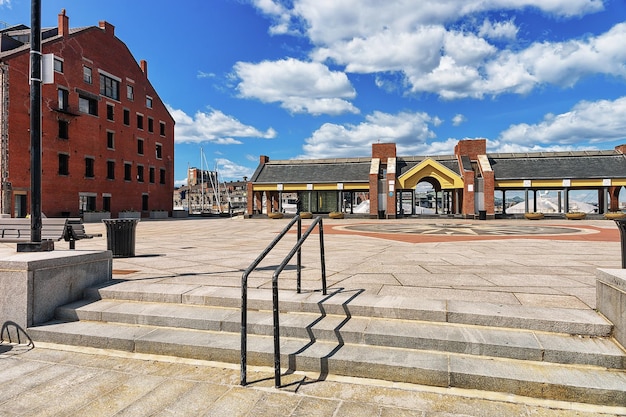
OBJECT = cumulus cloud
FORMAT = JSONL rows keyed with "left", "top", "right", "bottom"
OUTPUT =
{"left": 169, "top": 106, "right": 277, "bottom": 144}
{"left": 300, "top": 110, "right": 443, "bottom": 159}
{"left": 497, "top": 96, "right": 626, "bottom": 147}
{"left": 214, "top": 158, "right": 255, "bottom": 181}
{"left": 252, "top": 0, "right": 613, "bottom": 100}
{"left": 234, "top": 58, "right": 359, "bottom": 115}
{"left": 452, "top": 114, "right": 467, "bottom": 126}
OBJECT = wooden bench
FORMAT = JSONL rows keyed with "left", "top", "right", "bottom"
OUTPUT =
{"left": 65, "top": 218, "right": 103, "bottom": 249}
{"left": 0, "top": 218, "right": 102, "bottom": 249}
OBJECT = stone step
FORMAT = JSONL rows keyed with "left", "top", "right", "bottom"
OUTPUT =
{"left": 85, "top": 282, "right": 613, "bottom": 337}
{"left": 27, "top": 320, "right": 626, "bottom": 407}
{"left": 55, "top": 298, "right": 626, "bottom": 369}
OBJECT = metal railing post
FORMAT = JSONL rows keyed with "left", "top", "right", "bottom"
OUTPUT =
{"left": 319, "top": 218, "right": 327, "bottom": 295}
{"left": 616, "top": 219, "right": 626, "bottom": 269}
{"left": 297, "top": 216, "right": 302, "bottom": 293}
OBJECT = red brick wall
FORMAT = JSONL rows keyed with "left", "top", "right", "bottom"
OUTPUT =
{"left": 455, "top": 139, "right": 486, "bottom": 160}
{"left": 4, "top": 15, "right": 174, "bottom": 218}
{"left": 372, "top": 143, "right": 396, "bottom": 159}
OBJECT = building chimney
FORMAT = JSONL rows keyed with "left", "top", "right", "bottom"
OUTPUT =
{"left": 616, "top": 144, "right": 626, "bottom": 154}
{"left": 140, "top": 60, "right": 148, "bottom": 77}
{"left": 58, "top": 9, "right": 69, "bottom": 37}
{"left": 260, "top": 155, "right": 270, "bottom": 164}
{"left": 98, "top": 21, "right": 115, "bottom": 36}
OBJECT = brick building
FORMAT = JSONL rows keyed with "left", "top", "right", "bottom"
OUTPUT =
{"left": 248, "top": 139, "right": 626, "bottom": 219}
{"left": 0, "top": 10, "right": 174, "bottom": 218}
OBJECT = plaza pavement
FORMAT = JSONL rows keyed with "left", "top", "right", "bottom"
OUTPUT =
{"left": 1, "top": 216, "right": 625, "bottom": 416}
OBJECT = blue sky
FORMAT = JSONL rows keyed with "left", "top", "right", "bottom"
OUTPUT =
{"left": 2, "top": 0, "right": 626, "bottom": 188}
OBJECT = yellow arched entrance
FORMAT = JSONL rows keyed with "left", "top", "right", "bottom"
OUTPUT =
{"left": 398, "top": 158, "right": 464, "bottom": 190}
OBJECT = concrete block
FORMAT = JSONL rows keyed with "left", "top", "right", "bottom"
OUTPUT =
{"left": 596, "top": 268, "right": 626, "bottom": 348}
{"left": 0, "top": 250, "right": 111, "bottom": 329}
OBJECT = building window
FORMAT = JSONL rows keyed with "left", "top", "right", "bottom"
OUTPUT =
{"left": 137, "top": 165, "right": 144, "bottom": 183}
{"left": 155, "top": 143, "right": 162, "bottom": 159}
{"left": 106, "top": 104, "right": 114, "bottom": 121}
{"left": 58, "top": 88, "right": 68, "bottom": 111}
{"left": 85, "top": 157, "right": 95, "bottom": 178}
{"left": 106, "top": 160, "right": 115, "bottom": 180}
{"left": 79, "top": 194, "right": 96, "bottom": 212}
{"left": 137, "top": 138, "right": 144, "bottom": 155}
{"left": 137, "top": 114, "right": 144, "bottom": 130}
{"left": 123, "top": 108, "right": 130, "bottom": 125}
{"left": 124, "top": 162, "right": 132, "bottom": 181}
{"left": 160, "top": 121, "right": 166, "bottom": 136}
{"left": 148, "top": 117, "right": 154, "bottom": 133}
{"left": 142, "top": 194, "right": 149, "bottom": 211}
{"left": 103, "top": 195, "right": 111, "bottom": 212}
{"left": 100, "top": 73, "right": 120, "bottom": 100}
{"left": 58, "top": 120, "right": 69, "bottom": 139}
{"left": 83, "top": 66, "right": 92, "bottom": 84}
{"left": 58, "top": 153, "right": 69, "bottom": 175}
{"left": 54, "top": 58, "right": 63, "bottom": 73}
{"left": 107, "top": 131, "right": 115, "bottom": 149}
{"left": 146, "top": 96, "right": 153, "bottom": 108}
{"left": 149, "top": 167, "right": 155, "bottom": 183}
{"left": 159, "top": 168, "right": 166, "bottom": 185}
{"left": 78, "top": 95, "right": 98, "bottom": 116}
{"left": 127, "top": 84, "right": 134, "bottom": 101}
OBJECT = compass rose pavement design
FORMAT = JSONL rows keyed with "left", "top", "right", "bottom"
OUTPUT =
{"left": 340, "top": 223, "right": 582, "bottom": 236}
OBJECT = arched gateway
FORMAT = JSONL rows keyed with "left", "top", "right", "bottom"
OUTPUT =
{"left": 247, "top": 139, "right": 626, "bottom": 219}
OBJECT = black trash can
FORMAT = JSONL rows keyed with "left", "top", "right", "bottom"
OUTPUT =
{"left": 102, "top": 218, "right": 139, "bottom": 257}
{"left": 615, "top": 219, "right": 626, "bottom": 269}
{"left": 478, "top": 210, "right": 487, "bottom": 220}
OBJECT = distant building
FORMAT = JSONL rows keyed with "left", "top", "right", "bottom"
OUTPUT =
{"left": 173, "top": 166, "right": 247, "bottom": 215}
{"left": 248, "top": 139, "right": 626, "bottom": 219}
{"left": 0, "top": 10, "right": 175, "bottom": 218}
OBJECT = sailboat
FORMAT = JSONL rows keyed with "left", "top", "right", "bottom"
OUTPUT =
{"left": 198, "top": 148, "right": 232, "bottom": 217}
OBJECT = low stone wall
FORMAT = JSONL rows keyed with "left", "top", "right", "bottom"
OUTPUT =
{"left": 596, "top": 269, "right": 626, "bottom": 348}
{"left": 0, "top": 250, "right": 111, "bottom": 329}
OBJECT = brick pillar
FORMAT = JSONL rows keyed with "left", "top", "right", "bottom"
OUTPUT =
{"left": 246, "top": 182, "right": 254, "bottom": 215}
{"left": 483, "top": 170, "right": 495, "bottom": 218}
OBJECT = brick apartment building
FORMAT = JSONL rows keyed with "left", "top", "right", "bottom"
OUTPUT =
{"left": 0, "top": 10, "right": 174, "bottom": 218}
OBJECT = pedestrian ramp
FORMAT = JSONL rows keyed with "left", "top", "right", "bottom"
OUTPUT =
{"left": 27, "top": 281, "right": 626, "bottom": 407}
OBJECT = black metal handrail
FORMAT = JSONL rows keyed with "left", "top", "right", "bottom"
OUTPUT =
{"left": 240, "top": 214, "right": 327, "bottom": 386}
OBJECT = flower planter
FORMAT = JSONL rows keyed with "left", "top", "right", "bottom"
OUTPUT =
{"left": 119, "top": 211, "right": 141, "bottom": 219}
{"left": 149, "top": 211, "right": 169, "bottom": 219}
{"left": 565, "top": 212, "right": 586, "bottom": 220}
{"left": 172, "top": 210, "right": 188, "bottom": 218}
{"left": 82, "top": 211, "right": 110, "bottom": 223}
{"left": 524, "top": 212, "right": 544, "bottom": 220}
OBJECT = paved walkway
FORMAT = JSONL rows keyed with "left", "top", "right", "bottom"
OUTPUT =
{"left": 1, "top": 216, "right": 625, "bottom": 416}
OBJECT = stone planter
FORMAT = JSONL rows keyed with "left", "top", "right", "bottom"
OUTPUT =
{"left": 565, "top": 212, "right": 586, "bottom": 220}
{"left": 300, "top": 212, "right": 313, "bottom": 219}
{"left": 149, "top": 211, "right": 169, "bottom": 219}
{"left": 268, "top": 212, "right": 284, "bottom": 219}
{"left": 605, "top": 212, "right": 626, "bottom": 220}
{"left": 172, "top": 210, "right": 188, "bottom": 218}
{"left": 524, "top": 212, "right": 544, "bottom": 220}
{"left": 119, "top": 211, "right": 141, "bottom": 219}
{"left": 82, "top": 211, "right": 110, "bottom": 223}
{"left": 329, "top": 211, "right": 345, "bottom": 219}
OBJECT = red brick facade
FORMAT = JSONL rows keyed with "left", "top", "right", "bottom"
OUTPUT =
{"left": 0, "top": 11, "right": 174, "bottom": 218}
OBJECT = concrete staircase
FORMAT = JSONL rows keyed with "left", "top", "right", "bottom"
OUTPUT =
{"left": 27, "top": 280, "right": 626, "bottom": 406}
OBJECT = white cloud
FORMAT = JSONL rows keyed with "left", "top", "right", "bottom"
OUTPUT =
{"left": 168, "top": 106, "right": 277, "bottom": 144}
{"left": 197, "top": 71, "right": 215, "bottom": 79}
{"left": 452, "top": 114, "right": 467, "bottom": 126}
{"left": 234, "top": 58, "right": 358, "bottom": 115}
{"left": 478, "top": 18, "right": 518, "bottom": 40}
{"left": 252, "top": 1, "right": 614, "bottom": 100}
{"left": 215, "top": 158, "right": 255, "bottom": 181}
{"left": 498, "top": 96, "right": 626, "bottom": 146}
{"left": 300, "top": 110, "right": 443, "bottom": 159}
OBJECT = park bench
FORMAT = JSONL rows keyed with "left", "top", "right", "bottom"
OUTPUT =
{"left": 0, "top": 218, "right": 101, "bottom": 249}
{"left": 65, "top": 218, "right": 102, "bottom": 249}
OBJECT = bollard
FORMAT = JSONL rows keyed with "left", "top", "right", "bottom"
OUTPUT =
{"left": 615, "top": 219, "right": 626, "bottom": 269}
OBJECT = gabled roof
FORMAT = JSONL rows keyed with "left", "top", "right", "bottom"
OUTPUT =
{"left": 252, "top": 158, "right": 371, "bottom": 183}
{"left": 488, "top": 151, "right": 626, "bottom": 180}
